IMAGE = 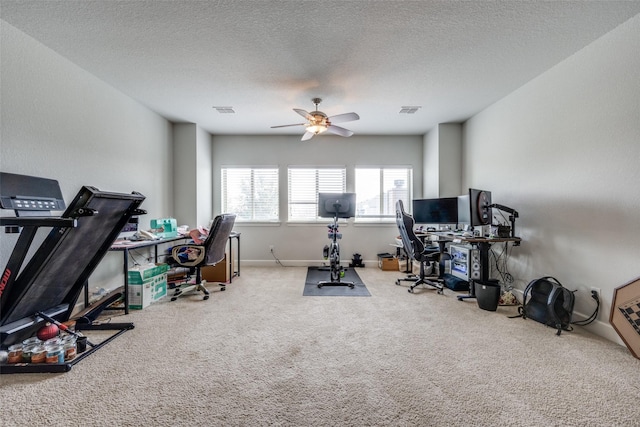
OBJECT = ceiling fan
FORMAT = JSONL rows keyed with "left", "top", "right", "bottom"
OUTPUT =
{"left": 271, "top": 98, "right": 360, "bottom": 141}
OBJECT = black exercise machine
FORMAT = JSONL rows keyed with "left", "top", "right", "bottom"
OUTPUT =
{"left": 0, "top": 172, "right": 145, "bottom": 373}
{"left": 317, "top": 193, "right": 356, "bottom": 288}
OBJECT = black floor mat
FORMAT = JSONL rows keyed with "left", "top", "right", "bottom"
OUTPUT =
{"left": 303, "top": 267, "right": 371, "bottom": 296}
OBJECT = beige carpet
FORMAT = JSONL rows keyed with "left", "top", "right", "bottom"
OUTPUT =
{"left": 2, "top": 266, "right": 639, "bottom": 426}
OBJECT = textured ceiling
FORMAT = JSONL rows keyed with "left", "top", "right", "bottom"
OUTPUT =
{"left": 2, "top": 1, "right": 639, "bottom": 137}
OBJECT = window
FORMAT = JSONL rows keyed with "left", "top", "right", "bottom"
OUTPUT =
{"left": 288, "top": 167, "right": 346, "bottom": 221}
{"left": 355, "top": 167, "right": 412, "bottom": 221}
{"left": 221, "top": 167, "right": 279, "bottom": 222}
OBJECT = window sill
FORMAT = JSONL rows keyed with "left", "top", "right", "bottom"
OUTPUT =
{"left": 234, "top": 221, "right": 281, "bottom": 227}
{"left": 287, "top": 221, "right": 349, "bottom": 227}
{"left": 353, "top": 221, "right": 397, "bottom": 227}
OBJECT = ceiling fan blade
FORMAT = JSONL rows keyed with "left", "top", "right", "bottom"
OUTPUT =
{"left": 326, "top": 125, "right": 354, "bottom": 137}
{"left": 301, "top": 131, "right": 315, "bottom": 141}
{"left": 294, "top": 109, "right": 313, "bottom": 120}
{"left": 270, "top": 123, "right": 306, "bottom": 128}
{"left": 328, "top": 112, "right": 360, "bottom": 124}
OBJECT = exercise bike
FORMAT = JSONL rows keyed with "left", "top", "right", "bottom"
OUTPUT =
{"left": 319, "top": 215, "right": 354, "bottom": 288}
{"left": 317, "top": 193, "right": 356, "bottom": 289}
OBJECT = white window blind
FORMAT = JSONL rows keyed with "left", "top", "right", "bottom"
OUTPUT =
{"left": 288, "top": 167, "right": 346, "bottom": 221}
{"left": 221, "top": 167, "right": 279, "bottom": 222}
{"left": 355, "top": 167, "right": 412, "bottom": 221}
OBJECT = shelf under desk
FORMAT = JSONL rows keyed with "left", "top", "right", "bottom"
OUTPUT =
{"left": 85, "top": 236, "right": 188, "bottom": 314}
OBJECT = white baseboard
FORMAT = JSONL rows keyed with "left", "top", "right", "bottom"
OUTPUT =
{"left": 510, "top": 288, "right": 625, "bottom": 347}
{"left": 241, "top": 259, "right": 379, "bottom": 268}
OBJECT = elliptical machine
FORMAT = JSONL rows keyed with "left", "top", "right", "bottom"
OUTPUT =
{"left": 317, "top": 193, "right": 356, "bottom": 288}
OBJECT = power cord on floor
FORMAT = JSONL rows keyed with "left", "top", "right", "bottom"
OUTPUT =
{"left": 572, "top": 290, "right": 600, "bottom": 326}
{"left": 270, "top": 248, "right": 287, "bottom": 267}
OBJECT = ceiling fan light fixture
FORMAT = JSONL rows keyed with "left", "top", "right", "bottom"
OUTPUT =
{"left": 307, "top": 124, "right": 327, "bottom": 135}
{"left": 272, "top": 98, "right": 359, "bottom": 141}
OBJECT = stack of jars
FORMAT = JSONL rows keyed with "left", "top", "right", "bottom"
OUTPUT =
{"left": 5, "top": 334, "right": 78, "bottom": 364}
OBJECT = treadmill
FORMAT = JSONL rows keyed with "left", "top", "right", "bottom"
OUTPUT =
{"left": 0, "top": 172, "right": 145, "bottom": 373}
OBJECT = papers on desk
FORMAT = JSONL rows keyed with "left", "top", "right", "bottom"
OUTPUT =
{"left": 112, "top": 240, "right": 137, "bottom": 246}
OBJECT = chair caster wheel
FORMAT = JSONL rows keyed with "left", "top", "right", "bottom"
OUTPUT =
{"left": 171, "top": 297, "right": 177, "bottom": 301}
{"left": 317, "top": 284, "right": 323, "bottom": 288}
{"left": 349, "top": 284, "right": 354, "bottom": 289}
{"left": 408, "top": 289, "right": 413, "bottom": 293}
{"left": 437, "top": 289, "right": 444, "bottom": 295}
{"left": 203, "top": 295, "right": 209, "bottom": 300}
{"left": 220, "top": 286, "right": 226, "bottom": 291}
{"left": 395, "top": 280, "right": 400, "bottom": 286}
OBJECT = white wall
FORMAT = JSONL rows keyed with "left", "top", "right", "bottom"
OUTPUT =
{"left": 3, "top": 14, "right": 637, "bottom": 346}
{"left": 462, "top": 14, "right": 640, "bottom": 342}
{"left": 0, "top": 22, "right": 174, "bottom": 289}
{"left": 172, "top": 123, "right": 213, "bottom": 228}
{"left": 196, "top": 127, "right": 213, "bottom": 226}
{"left": 211, "top": 135, "right": 424, "bottom": 265}
{"left": 423, "top": 128, "right": 440, "bottom": 198}
{"left": 423, "top": 123, "right": 463, "bottom": 198}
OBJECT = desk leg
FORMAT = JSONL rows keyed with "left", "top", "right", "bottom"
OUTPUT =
{"left": 122, "top": 249, "right": 129, "bottom": 314}
{"left": 228, "top": 233, "right": 240, "bottom": 282}
{"left": 228, "top": 236, "right": 233, "bottom": 283}
{"left": 236, "top": 234, "right": 240, "bottom": 277}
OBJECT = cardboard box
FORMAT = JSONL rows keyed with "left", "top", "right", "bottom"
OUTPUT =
{"left": 128, "top": 281, "right": 153, "bottom": 310}
{"left": 201, "top": 254, "right": 228, "bottom": 282}
{"left": 128, "top": 263, "right": 169, "bottom": 284}
{"left": 413, "top": 260, "right": 422, "bottom": 274}
{"left": 151, "top": 275, "right": 167, "bottom": 301}
{"left": 378, "top": 256, "right": 399, "bottom": 271}
{"left": 128, "top": 264, "right": 169, "bottom": 309}
{"left": 128, "top": 273, "right": 167, "bottom": 309}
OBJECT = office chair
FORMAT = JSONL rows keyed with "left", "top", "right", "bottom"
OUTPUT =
{"left": 169, "top": 213, "right": 236, "bottom": 301}
{"left": 395, "top": 200, "right": 444, "bottom": 294}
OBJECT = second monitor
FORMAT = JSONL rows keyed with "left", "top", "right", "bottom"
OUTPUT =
{"left": 318, "top": 193, "right": 357, "bottom": 219}
{"left": 412, "top": 197, "right": 459, "bottom": 224}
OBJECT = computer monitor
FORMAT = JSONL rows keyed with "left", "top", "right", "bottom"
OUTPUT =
{"left": 318, "top": 193, "right": 356, "bottom": 219}
{"left": 412, "top": 197, "right": 459, "bottom": 224}
{"left": 468, "top": 188, "right": 492, "bottom": 226}
{"left": 118, "top": 216, "right": 139, "bottom": 239}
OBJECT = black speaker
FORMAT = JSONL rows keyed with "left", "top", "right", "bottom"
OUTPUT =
{"left": 470, "top": 249, "right": 481, "bottom": 280}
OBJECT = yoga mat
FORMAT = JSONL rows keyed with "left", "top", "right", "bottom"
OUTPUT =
{"left": 303, "top": 267, "right": 371, "bottom": 296}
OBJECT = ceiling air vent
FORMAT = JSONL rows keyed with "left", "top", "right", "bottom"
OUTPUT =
{"left": 213, "top": 106, "right": 235, "bottom": 114}
{"left": 399, "top": 106, "right": 421, "bottom": 114}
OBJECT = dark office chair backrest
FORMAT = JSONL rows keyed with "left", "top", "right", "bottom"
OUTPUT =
{"left": 202, "top": 213, "right": 236, "bottom": 266}
{"left": 396, "top": 200, "right": 425, "bottom": 262}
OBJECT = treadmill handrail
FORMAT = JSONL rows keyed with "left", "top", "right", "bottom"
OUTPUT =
{"left": 0, "top": 217, "right": 77, "bottom": 227}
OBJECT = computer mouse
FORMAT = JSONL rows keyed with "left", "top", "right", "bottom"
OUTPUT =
{"left": 462, "top": 231, "right": 473, "bottom": 237}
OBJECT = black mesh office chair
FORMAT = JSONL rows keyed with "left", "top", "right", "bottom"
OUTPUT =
{"left": 170, "top": 213, "right": 236, "bottom": 301}
{"left": 395, "top": 200, "right": 444, "bottom": 294}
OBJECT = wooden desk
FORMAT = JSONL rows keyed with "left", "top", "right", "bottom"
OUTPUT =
{"left": 424, "top": 231, "right": 522, "bottom": 300}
